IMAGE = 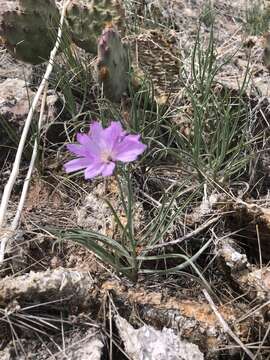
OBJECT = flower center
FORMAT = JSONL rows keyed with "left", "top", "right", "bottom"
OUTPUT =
{"left": 100, "top": 149, "right": 113, "bottom": 163}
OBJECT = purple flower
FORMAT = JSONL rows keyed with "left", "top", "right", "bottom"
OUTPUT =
{"left": 64, "top": 121, "right": 147, "bottom": 179}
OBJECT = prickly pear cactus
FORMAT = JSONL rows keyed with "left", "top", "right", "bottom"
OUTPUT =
{"left": 96, "top": 25, "right": 130, "bottom": 102}
{"left": 0, "top": 0, "right": 60, "bottom": 64}
{"left": 66, "top": 0, "right": 124, "bottom": 54}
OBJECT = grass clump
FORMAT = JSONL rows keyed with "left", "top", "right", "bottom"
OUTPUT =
{"left": 162, "top": 28, "right": 253, "bottom": 183}
{"left": 244, "top": 0, "right": 270, "bottom": 35}
{"left": 52, "top": 169, "right": 212, "bottom": 293}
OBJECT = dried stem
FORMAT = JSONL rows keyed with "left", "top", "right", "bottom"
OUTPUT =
{"left": 202, "top": 289, "right": 255, "bottom": 360}
{"left": 0, "top": 0, "right": 71, "bottom": 263}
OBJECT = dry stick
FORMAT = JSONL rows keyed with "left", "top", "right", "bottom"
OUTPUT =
{"left": 254, "top": 322, "right": 270, "bottom": 359}
{"left": 0, "top": 87, "right": 49, "bottom": 263}
{"left": 0, "top": 0, "right": 71, "bottom": 263}
{"left": 237, "top": 299, "right": 270, "bottom": 323}
{"left": 150, "top": 216, "right": 220, "bottom": 250}
{"left": 0, "top": 87, "right": 48, "bottom": 263}
{"left": 12, "top": 85, "right": 48, "bottom": 230}
{"left": 202, "top": 289, "right": 255, "bottom": 360}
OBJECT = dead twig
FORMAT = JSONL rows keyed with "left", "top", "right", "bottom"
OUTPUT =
{"left": 203, "top": 289, "right": 255, "bottom": 360}
{"left": 0, "top": 0, "right": 72, "bottom": 264}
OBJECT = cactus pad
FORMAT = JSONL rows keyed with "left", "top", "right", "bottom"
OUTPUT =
{"left": 66, "top": 0, "right": 124, "bottom": 54}
{"left": 96, "top": 25, "right": 130, "bottom": 102}
{"left": 0, "top": 0, "right": 60, "bottom": 64}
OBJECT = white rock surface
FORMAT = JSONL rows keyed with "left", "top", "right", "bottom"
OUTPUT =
{"left": 116, "top": 315, "right": 204, "bottom": 360}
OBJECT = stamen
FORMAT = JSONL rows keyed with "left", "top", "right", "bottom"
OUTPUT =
{"left": 100, "top": 150, "right": 112, "bottom": 163}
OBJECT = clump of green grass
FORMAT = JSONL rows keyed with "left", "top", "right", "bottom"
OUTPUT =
{"left": 52, "top": 168, "right": 212, "bottom": 293}
{"left": 244, "top": 0, "right": 270, "bottom": 35}
{"left": 157, "top": 27, "right": 255, "bottom": 184}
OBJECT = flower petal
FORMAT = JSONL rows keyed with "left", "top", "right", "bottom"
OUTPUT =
{"left": 90, "top": 121, "right": 114, "bottom": 151}
{"left": 113, "top": 135, "right": 147, "bottom": 162}
{"left": 89, "top": 121, "right": 103, "bottom": 137}
{"left": 76, "top": 133, "right": 100, "bottom": 157}
{"left": 66, "top": 143, "right": 87, "bottom": 157}
{"left": 103, "top": 121, "right": 125, "bottom": 151}
{"left": 77, "top": 133, "right": 90, "bottom": 146}
{"left": 101, "top": 162, "right": 115, "bottom": 176}
{"left": 64, "top": 121, "right": 147, "bottom": 178}
{"left": 64, "top": 158, "right": 90, "bottom": 173}
{"left": 84, "top": 162, "right": 106, "bottom": 179}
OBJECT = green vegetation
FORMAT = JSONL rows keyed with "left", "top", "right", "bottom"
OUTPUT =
{"left": 244, "top": 0, "right": 270, "bottom": 35}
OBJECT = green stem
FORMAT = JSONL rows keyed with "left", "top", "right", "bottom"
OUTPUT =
{"left": 115, "top": 165, "right": 138, "bottom": 282}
